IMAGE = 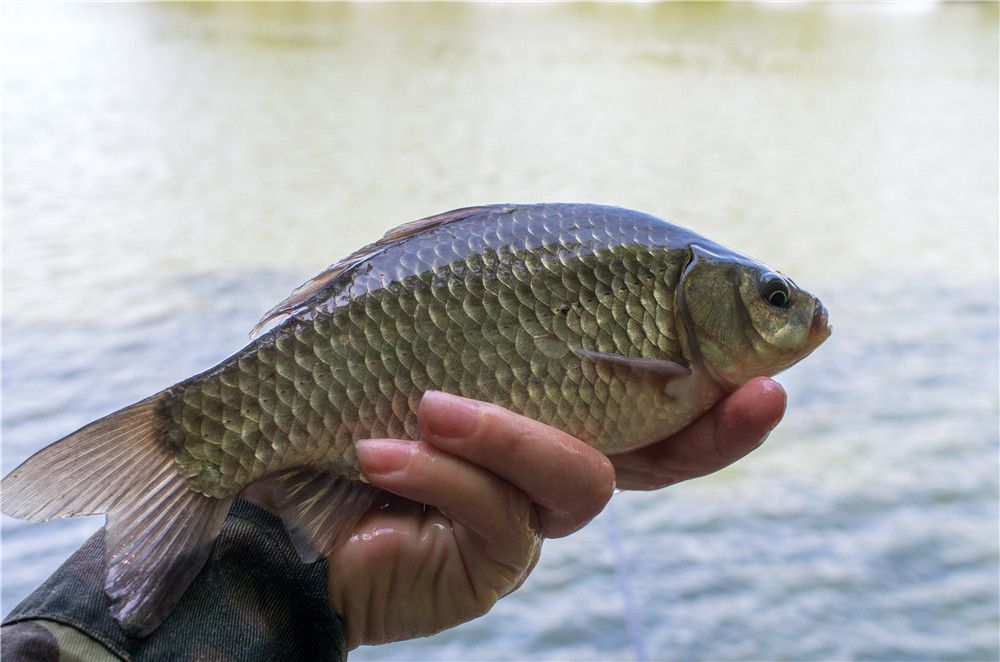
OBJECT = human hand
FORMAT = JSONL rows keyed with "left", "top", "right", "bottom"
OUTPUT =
{"left": 327, "top": 379, "right": 785, "bottom": 649}
{"left": 329, "top": 391, "right": 616, "bottom": 648}
{"left": 609, "top": 377, "right": 786, "bottom": 490}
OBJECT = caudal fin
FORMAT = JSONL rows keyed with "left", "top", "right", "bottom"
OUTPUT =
{"left": 1, "top": 393, "right": 233, "bottom": 636}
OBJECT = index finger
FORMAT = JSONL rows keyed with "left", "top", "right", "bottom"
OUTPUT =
{"left": 418, "top": 391, "right": 616, "bottom": 539}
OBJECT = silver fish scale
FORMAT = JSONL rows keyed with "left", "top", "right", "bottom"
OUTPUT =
{"left": 165, "top": 204, "right": 698, "bottom": 498}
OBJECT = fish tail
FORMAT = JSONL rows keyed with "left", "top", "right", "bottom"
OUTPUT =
{"left": 1, "top": 392, "right": 233, "bottom": 636}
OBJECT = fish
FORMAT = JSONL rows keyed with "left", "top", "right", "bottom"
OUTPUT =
{"left": 1, "top": 203, "right": 831, "bottom": 636}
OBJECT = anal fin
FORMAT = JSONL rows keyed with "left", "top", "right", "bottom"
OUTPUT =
{"left": 252, "top": 468, "right": 383, "bottom": 563}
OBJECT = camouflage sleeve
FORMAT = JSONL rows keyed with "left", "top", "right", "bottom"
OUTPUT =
{"left": 2, "top": 500, "right": 348, "bottom": 661}
{"left": 2, "top": 618, "right": 120, "bottom": 661}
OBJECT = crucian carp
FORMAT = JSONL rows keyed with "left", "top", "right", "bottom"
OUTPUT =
{"left": 1, "top": 203, "right": 831, "bottom": 635}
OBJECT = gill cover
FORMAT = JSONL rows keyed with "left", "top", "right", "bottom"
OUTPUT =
{"left": 677, "top": 243, "right": 828, "bottom": 387}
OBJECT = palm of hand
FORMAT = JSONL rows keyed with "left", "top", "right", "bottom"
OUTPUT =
{"left": 329, "top": 492, "right": 541, "bottom": 647}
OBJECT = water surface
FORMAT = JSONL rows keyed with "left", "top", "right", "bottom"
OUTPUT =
{"left": 3, "top": 4, "right": 997, "bottom": 660}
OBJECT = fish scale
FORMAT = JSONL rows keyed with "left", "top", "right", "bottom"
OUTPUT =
{"left": 163, "top": 205, "right": 692, "bottom": 498}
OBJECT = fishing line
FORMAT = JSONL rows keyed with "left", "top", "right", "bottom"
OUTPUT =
{"left": 605, "top": 497, "right": 649, "bottom": 662}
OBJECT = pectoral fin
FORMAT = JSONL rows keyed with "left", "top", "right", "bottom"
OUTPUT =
{"left": 573, "top": 348, "right": 692, "bottom": 381}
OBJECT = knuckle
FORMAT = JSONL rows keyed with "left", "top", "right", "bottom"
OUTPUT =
{"left": 544, "top": 470, "right": 615, "bottom": 538}
{"left": 573, "top": 459, "right": 615, "bottom": 522}
{"left": 478, "top": 405, "right": 528, "bottom": 457}
{"left": 597, "top": 454, "right": 617, "bottom": 498}
{"left": 507, "top": 486, "right": 540, "bottom": 542}
{"left": 579, "top": 454, "right": 617, "bottom": 519}
{"left": 472, "top": 405, "right": 502, "bottom": 442}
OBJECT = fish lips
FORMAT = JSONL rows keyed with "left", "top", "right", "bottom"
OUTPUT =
{"left": 807, "top": 299, "right": 832, "bottom": 350}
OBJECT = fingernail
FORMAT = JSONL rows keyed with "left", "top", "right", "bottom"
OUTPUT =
{"left": 421, "top": 391, "right": 480, "bottom": 439}
{"left": 356, "top": 439, "right": 414, "bottom": 476}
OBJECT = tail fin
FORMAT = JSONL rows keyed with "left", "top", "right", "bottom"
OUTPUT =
{"left": 1, "top": 393, "right": 233, "bottom": 636}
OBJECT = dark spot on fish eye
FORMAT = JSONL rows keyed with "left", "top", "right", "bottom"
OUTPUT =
{"left": 761, "top": 275, "right": 791, "bottom": 309}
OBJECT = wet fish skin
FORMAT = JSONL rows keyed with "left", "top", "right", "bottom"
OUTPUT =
{"left": 0, "top": 202, "right": 831, "bottom": 636}
{"left": 167, "top": 203, "right": 704, "bottom": 498}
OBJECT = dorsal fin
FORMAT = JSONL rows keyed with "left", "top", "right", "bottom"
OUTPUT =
{"left": 379, "top": 204, "right": 504, "bottom": 242}
{"left": 250, "top": 205, "right": 510, "bottom": 337}
{"left": 250, "top": 252, "right": 369, "bottom": 338}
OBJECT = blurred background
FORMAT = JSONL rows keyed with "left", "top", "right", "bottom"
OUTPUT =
{"left": 2, "top": 3, "right": 997, "bottom": 660}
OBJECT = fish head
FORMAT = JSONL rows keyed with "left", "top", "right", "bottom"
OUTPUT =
{"left": 677, "top": 244, "right": 831, "bottom": 389}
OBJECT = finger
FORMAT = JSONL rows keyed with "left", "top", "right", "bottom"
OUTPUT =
{"left": 355, "top": 437, "right": 539, "bottom": 565}
{"left": 610, "top": 377, "right": 786, "bottom": 490}
{"left": 417, "top": 391, "right": 616, "bottom": 538}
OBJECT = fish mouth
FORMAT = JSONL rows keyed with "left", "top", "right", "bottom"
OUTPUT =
{"left": 808, "top": 300, "right": 832, "bottom": 348}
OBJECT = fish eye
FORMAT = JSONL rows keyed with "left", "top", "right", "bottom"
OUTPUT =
{"left": 760, "top": 274, "right": 791, "bottom": 309}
